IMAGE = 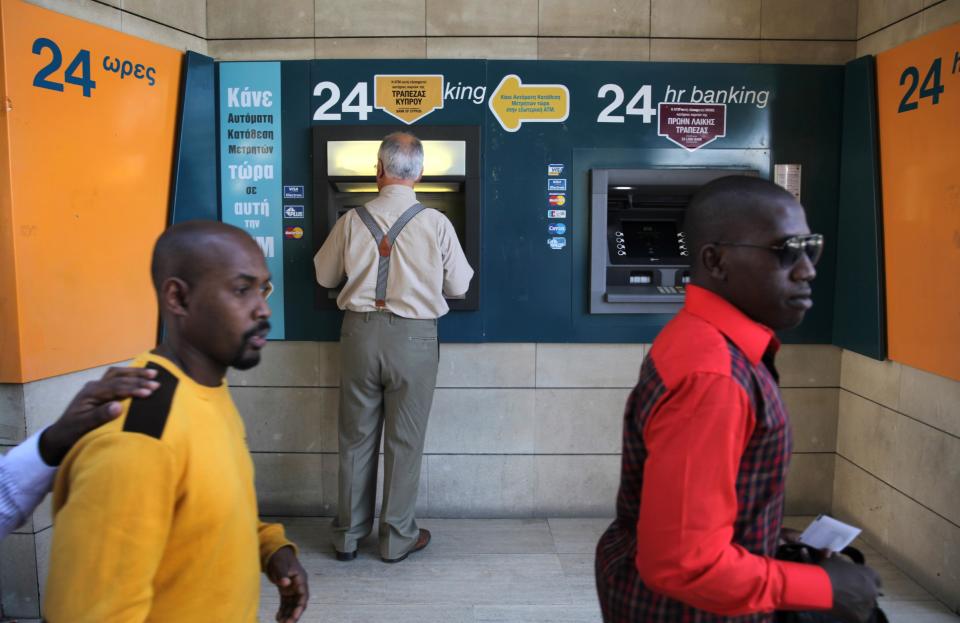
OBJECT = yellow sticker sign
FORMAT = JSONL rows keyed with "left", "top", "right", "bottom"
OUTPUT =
{"left": 488, "top": 74, "right": 569, "bottom": 132}
{"left": 374, "top": 74, "right": 444, "bottom": 124}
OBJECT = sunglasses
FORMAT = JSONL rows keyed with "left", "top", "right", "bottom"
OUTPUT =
{"left": 713, "top": 234, "right": 824, "bottom": 268}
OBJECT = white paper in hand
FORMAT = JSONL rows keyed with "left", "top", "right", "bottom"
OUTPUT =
{"left": 799, "top": 515, "right": 862, "bottom": 552}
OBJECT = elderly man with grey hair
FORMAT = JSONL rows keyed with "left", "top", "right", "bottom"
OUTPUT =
{"left": 314, "top": 131, "right": 474, "bottom": 563}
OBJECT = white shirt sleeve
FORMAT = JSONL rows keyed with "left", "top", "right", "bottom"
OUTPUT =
{"left": 314, "top": 215, "right": 347, "bottom": 288}
{"left": 439, "top": 217, "right": 474, "bottom": 297}
{"left": 0, "top": 429, "right": 57, "bottom": 538}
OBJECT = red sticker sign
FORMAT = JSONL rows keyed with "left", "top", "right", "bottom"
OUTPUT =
{"left": 548, "top": 194, "right": 566, "bottom": 206}
{"left": 657, "top": 103, "right": 726, "bottom": 151}
{"left": 284, "top": 226, "right": 303, "bottom": 239}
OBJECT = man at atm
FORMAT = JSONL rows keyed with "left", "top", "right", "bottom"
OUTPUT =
{"left": 595, "top": 176, "right": 881, "bottom": 622}
{"left": 314, "top": 131, "right": 473, "bottom": 563}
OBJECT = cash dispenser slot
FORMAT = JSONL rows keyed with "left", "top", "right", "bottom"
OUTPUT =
{"left": 590, "top": 168, "right": 758, "bottom": 314}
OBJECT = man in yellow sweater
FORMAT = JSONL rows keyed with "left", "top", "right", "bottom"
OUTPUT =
{"left": 44, "top": 221, "right": 309, "bottom": 622}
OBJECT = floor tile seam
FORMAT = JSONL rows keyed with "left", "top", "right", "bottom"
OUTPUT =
{"left": 314, "top": 573, "right": 573, "bottom": 582}
{"left": 233, "top": 384, "right": 638, "bottom": 389}
{"left": 545, "top": 518, "right": 559, "bottom": 554}
{"left": 231, "top": 384, "right": 340, "bottom": 388}
{"left": 249, "top": 451, "right": 623, "bottom": 455}
{"left": 268, "top": 522, "right": 591, "bottom": 528}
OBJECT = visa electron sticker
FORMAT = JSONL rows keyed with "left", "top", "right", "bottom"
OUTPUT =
{"left": 547, "top": 236, "right": 567, "bottom": 250}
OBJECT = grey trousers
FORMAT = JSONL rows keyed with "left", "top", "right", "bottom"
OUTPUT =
{"left": 331, "top": 310, "right": 439, "bottom": 559}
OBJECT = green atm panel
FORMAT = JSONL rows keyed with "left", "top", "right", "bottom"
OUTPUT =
{"left": 212, "top": 59, "right": 844, "bottom": 344}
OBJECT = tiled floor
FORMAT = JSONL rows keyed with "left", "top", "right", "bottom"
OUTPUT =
{"left": 253, "top": 516, "right": 960, "bottom": 623}
{"left": 11, "top": 517, "right": 958, "bottom": 622}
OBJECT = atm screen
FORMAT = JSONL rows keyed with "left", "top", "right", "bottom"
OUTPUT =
{"left": 619, "top": 221, "right": 680, "bottom": 258}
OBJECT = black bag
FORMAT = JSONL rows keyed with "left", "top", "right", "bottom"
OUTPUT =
{"left": 774, "top": 544, "right": 888, "bottom": 623}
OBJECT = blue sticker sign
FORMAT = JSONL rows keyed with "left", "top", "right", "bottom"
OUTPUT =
{"left": 547, "top": 178, "right": 567, "bottom": 191}
{"left": 284, "top": 205, "right": 304, "bottom": 219}
{"left": 219, "top": 62, "right": 285, "bottom": 338}
{"left": 547, "top": 163, "right": 564, "bottom": 176}
{"left": 283, "top": 185, "right": 304, "bottom": 199}
{"left": 547, "top": 236, "right": 567, "bottom": 250}
{"left": 548, "top": 222, "right": 567, "bottom": 235}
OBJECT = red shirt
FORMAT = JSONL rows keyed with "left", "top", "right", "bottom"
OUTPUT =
{"left": 596, "top": 285, "right": 832, "bottom": 622}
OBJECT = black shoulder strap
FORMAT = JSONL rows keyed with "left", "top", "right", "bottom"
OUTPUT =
{"left": 123, "top": 362, "right": 178, "bottom": 439}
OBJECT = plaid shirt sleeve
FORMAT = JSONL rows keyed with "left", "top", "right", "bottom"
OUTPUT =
{"left": 635, "top": 372, "right": 832, "bottom": 615}
{"left": 0, "top": 429, "right": 57, "bottom": 538}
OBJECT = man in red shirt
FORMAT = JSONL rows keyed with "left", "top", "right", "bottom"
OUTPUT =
{"left": 595, "top": 176, "right": 881, "bottom": 623}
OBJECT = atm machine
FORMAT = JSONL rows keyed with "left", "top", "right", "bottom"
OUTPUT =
{"left": 312, "top": 125, "right": 480, "bottom": 310}
{"left": 590, "top": 168, "right": 758, "bottom": 314}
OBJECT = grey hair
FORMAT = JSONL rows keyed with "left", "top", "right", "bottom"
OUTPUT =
{"left": 378, "top": 132, "right": 424, "bottom": 181}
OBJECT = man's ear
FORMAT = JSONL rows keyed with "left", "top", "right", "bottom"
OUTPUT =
{"left": 375, "top": 159, "right": 384, "bottom": 179}
{"left": 415, "top": 167, "right": 423, "bottom": 183}
{"left": 160, "top": 277, "right": 191, "bottom": 317}
{"left": 700, "top": 244, "right": 727, "bottom": 282}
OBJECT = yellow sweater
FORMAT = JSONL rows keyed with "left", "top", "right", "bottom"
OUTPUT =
{"left": 44, "top": 352, "right": 294, "bottom": 622}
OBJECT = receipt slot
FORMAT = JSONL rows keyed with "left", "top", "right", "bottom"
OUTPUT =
{"left": 589, "top": 168, "right": 757, "bottom": 314}
{"left": 312, "top": 125, "right": 480, "bottom": 311}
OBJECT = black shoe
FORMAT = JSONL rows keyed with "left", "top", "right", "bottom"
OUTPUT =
{"left": 335, "top": 549, "right": 357, "bottom": 561}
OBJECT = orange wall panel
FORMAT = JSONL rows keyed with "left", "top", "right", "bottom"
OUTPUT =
{"left": 0, "top": 0, "right": 182, "bottom": 382}
{"left": 876, "top": 22, "right": 960, "bottom": 381}
{"left": 0, "top": 15, "right": 22, "bottom": 380}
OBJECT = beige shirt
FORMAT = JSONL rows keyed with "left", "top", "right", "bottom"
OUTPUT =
{"left": 314, "top": 185, "right": 474, "bottom": 319}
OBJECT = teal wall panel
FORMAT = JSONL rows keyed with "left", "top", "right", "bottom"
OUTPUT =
{"left": 170, "top": 51, "right": 218, "bottom": 224}
{"left": 206, "top": 59, "right": 846, "bottom": 344}
{"left": 832, "top": 56, "right": 886, "bottom": 360}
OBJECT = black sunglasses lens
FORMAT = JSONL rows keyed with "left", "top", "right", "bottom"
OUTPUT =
{"left": 779, "top": 247, "right": 802, "bottom": 267}
{"left": 805, "top": 240, "right": 823, "bottom": 266}
{"left": 780, "top": 237, "right": 823, "bottom": 267}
